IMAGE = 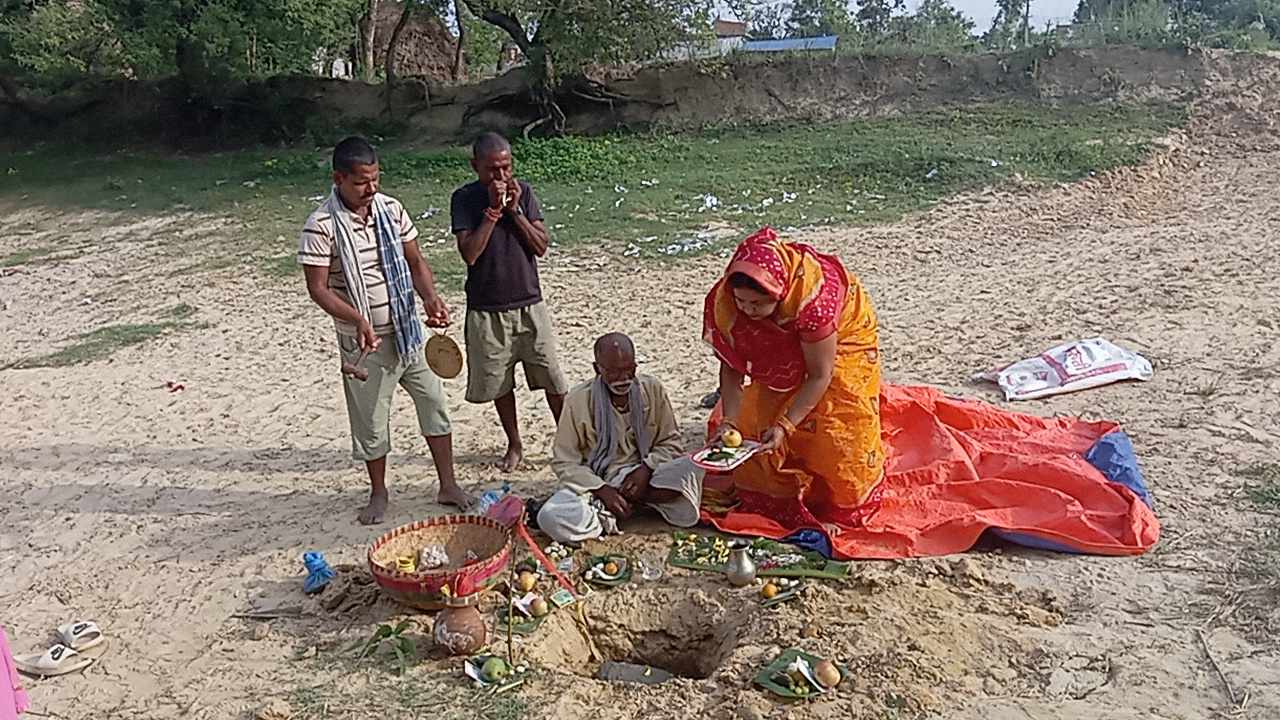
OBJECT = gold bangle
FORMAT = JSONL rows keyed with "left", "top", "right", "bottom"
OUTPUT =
{"left": 776, "top": 416, "right": 797, "bottom": 435}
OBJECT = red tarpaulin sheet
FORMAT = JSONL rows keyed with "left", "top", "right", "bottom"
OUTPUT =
{"left": 702, "top": 384, "right": 1161, "bottom": 559}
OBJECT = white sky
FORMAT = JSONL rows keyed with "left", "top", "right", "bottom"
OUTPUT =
{"left": 718, "top": 0, "right": 1080, "bottom": 36}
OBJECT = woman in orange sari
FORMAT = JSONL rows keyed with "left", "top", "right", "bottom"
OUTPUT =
{"left": 704, "top": 227, "right": 883, "bottom": 532}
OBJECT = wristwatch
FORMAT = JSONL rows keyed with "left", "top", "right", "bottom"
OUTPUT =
{"left": 511, "top": 204, "right": 524, "bottom": 218}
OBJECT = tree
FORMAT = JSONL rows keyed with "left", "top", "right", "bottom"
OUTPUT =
{"left": 359, "top": 0, "right": 380, "bottom": 81}
{"left": 986, "top": 0, "right": 1030, "bottom": 49}
{"left": 889, "top": 0, "right": 976, "bottom": 47}
{"left": 460, "top": 0, "right": 710, "bottom": 75}
{"left": 452, "top": 0, "right": 466, "bottom": 80}
{"left": 724, "top": 0, "right": 788, "bottom": 38}
{"left": 0, "top": 1, "right": 123, "bottom": 81}
{"left": 787, "top": 0, "right": 855, "bottom": 37}
{"left": 458, "top": 0, "right": 712, "bottom": 131}
{"left": 855, "top": 0, "right": 906, "bottom": 37}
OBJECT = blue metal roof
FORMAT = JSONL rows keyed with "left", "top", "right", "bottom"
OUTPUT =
{"left": 741, "top": 36, "right": 838, "bottom": 52}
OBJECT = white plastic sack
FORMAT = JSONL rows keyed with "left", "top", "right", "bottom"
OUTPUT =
{"left": 976, "top": 338, "right": 1153, "bottom": 401}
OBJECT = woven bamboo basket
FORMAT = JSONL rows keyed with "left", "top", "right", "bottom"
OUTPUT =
{"left": 367, "top": 515, "right": 512, "bottom": 611}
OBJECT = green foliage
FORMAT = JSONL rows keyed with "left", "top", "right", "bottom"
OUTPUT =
{"left": 855, "top": 0, "right": 906, "bottom": 36}
{"left": 986, "top": 0, "right": 1031, "bottom": 50}
{"left": 1, "top": 0, "right": 366, "bottom": 85}
{"left": 347, "top": 620, "right": 418, "bottom": 675}
{"left": 534, "top": 0, "right": 715, "bottom": 71}
{"left": 886, "top": 0, "right": 978, "bottom": 49}
{"left": 787, "top": 0, "right": 856, "bottom": 37}
{"left": 459, "top": 2, "right": 506, "bottom": 76}
{"left": 724, "top": 0, "right": 788, "bottom": 39}
{"left": 1068, "top": 0, "right": 1280, "bottom": 48}
{"left": 0, "top": 1, "right": 124, "bottom": 81}
{"left": 460, "top": 0, "right": 713, "bottom": 79}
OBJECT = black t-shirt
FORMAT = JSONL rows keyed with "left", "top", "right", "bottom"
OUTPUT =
{"left": 450, "top": 180, "right": 545, "bottom": 312}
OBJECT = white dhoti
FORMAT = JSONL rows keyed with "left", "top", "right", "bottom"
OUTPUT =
{"left": 537, "top": 457, "right": 704, "bottom": 544}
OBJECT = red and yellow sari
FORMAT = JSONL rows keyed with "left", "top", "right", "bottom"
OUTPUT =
{"left": 703, "top": 227, "right": 884, "bottom": 530}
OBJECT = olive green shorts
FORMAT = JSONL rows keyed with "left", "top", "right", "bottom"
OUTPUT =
{"left": 338, "top": 333, "right": 451, "bottom": 462}
{"left": 464, "top": 302, "right": 569, "bottom": 403}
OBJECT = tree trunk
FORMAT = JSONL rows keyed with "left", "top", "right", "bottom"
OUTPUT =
{"left": 385, "top": 1, "right": 415, "bottom": 114}
{"left": 452, "top": 0, "right": 467, "bottom": 82}
{"left": 461, "top": 0, "right": 531, "bottom": 54}
{"left": 359, "top": 0, "right": 380, "bottom": 82}
{"left": 1022, "top": 0, "right": 1031, "bottom": 47}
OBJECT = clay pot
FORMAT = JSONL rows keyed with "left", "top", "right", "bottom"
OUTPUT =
{"left": 433, "top": 597, "right": 487, "bottom": 656}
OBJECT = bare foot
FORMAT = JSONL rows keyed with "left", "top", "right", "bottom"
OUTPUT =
{"left": 821, "top": 522, "right": 844, "bottom": 537}
{"left": 358, "top": 491, "right": 389, "bottom": 525}
{"left": 437, "top": 483, "right": 475, "bottom": 510}
{"left": 498, "top": 444, "right": 523, "bottom": 473}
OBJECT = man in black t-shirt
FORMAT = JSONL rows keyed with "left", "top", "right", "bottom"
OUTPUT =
{"left": 451, "top": 132, "right": 569, "bottom": 472}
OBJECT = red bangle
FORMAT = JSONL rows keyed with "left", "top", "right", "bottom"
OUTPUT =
{"left": 484, "top": 207, "right": 502, "bottom": 223}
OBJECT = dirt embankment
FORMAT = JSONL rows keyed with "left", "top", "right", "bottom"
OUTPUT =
{"left": 5, "top": 47, "right": 1279, "bottom": 145}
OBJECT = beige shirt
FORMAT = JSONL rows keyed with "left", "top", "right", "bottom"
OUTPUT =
{"left": 552, "top": 374, "right": 685, "bottom": 494}
{"left": 296, "top": 195, "right": 419, "bottom": 337}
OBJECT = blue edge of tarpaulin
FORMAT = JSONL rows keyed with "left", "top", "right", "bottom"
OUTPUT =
{"left": 783, "top": 430, "right": 1155, "bottom": 559}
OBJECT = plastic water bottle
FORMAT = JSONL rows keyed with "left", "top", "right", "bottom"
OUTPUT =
{"left": 474, "top": 483, "right": 511, "bottom": 516}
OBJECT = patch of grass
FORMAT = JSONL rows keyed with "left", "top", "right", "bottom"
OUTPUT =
{"left": 161, "top": 303, "right": 198, "bottom": 320}
{"left": 1187, "top": 377, "right": 1222, "bottom": 397}
{"left": 15, "top": 322, "right": 186, "bottom": 368}
{"left": 287, "top": 664, "right": 528, "bottom": 720}
{"left": 2, "top": 101, "right": 1187, "bottom": 272}
{"left": 1, "top": 244, "right": 61, "bottom": 268}
{"left": 1243, "top": 463, "right": 1280, "bottom": 508}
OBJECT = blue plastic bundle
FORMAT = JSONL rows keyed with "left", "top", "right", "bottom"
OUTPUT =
{"left": 302, "top": 551, "right": 336, "bottom": 594}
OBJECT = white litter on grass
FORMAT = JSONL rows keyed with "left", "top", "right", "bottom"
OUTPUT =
{"left": 975, "top": 338, "right": 1154, "bottom": 401}
{"left": 660, "top": 231, "right": 716, "bottom": 255}
{"left": 624, "top": 243, "right": 641, "bottom": 257}
{"left": 614, "top": 197, "right": 624, "bottom": 208}
{"left": 781, "top": 192, "right": 797, "bottom": 203}
{"left": 925, "top": 168, "right": 939, "bottom": 180}
{"left": 640, "top": 178, "right": 660, "bottom": 187}
{"left": 417, "top": 208, "right": 441, "bottom": 220}
{"left": 554, "top": 224, "right": 565, "bottom": 230}
{"left": 242, "top": 180, "right": 259, "bottom": 188}
{"left": 638, "top": 236, "right": 658, "bottom": 243}
{"left": 698, "top": 194, "right": 720, "bottom": 212}
{"left": 761, "top": 197, "right": 775, "bottom": 208}
{"left": 308, "top": 194, "right": 326, "bottom": 202}
{"left": 614, "top": 184, "right": 628, "bottom": 194}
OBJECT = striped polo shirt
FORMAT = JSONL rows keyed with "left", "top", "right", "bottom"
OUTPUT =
{"left": 297, "top": 194, "right": 419, "bottom": 337}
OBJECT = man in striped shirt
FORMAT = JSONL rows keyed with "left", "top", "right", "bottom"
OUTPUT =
{"left": 298, "top": 137, "right": 471, "bottom": 524}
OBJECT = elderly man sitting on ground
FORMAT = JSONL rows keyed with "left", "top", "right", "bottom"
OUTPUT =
{"left": 536, "top": 333, "right": 704, "bottom": 543}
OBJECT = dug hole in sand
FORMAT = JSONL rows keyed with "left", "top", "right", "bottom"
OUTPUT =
{"left": 510, "top": 558, "right": 1067, "bottom": 718}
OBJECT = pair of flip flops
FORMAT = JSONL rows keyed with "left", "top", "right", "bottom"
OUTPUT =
{"left": 15, "top": 621, "right": 105, "bottom": 677}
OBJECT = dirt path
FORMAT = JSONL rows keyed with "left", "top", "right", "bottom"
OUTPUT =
{"left": 2, "top": 97, "right": 1278, "bottom": 718}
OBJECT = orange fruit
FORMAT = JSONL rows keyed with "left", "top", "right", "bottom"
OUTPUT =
{"left": 761, "top": 582, "right": 779, "bottom": 599}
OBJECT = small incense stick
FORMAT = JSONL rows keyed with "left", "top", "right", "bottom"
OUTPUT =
{"left": 506, "top": 567, "right": 515, "bottom": 665}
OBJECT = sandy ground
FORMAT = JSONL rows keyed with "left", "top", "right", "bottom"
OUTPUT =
{"left": 3, "top": 82, "right": 1280, "bottom": 718}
